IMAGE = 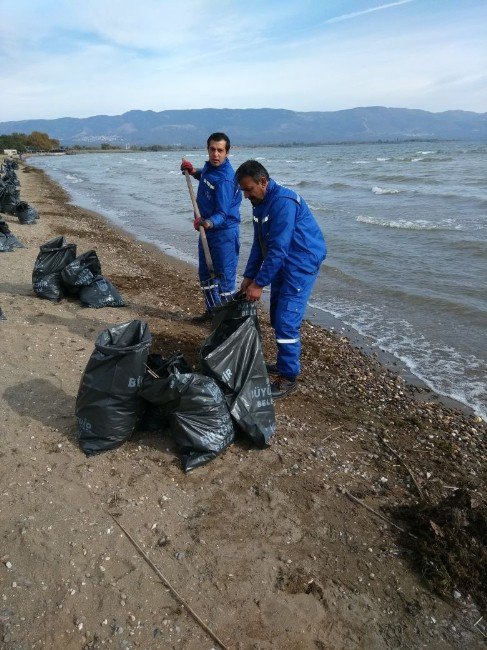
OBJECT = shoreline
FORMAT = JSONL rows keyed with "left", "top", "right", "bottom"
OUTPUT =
{"left": 307, "top": 307, "right": 479, "bottom": 417}
{"left": 29, "top": 155, "right": 480, "bottom": 420}
{"left": 0, "top": 158, "right": 485, "bottom": 648}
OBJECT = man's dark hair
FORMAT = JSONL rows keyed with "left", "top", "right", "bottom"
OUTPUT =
{"left": 207, "top": 132, "right": 230, "bottom": 152}
{"left": 235, "top": 160, "right": 270, "bottom": 183}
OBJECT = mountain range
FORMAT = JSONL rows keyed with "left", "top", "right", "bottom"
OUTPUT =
{"left": 1, "top": 107, "right": 486, "bottom": 146}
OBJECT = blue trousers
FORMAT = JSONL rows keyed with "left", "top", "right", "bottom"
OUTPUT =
{"left": 198, "top": 227, "right": 240, "bottom": 309}
{"left": 270, "top": 267, "right": 319, "bottom": 379}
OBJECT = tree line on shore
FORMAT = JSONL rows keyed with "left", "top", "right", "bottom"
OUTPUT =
{"left": 2, "top": 130, "right": 451, "bottom": 156}
{"left": 0, "top": 131, "right": 61, "bottom": 153}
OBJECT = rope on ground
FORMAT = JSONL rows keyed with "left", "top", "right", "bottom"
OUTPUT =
{"left": 110, "top": 513, "right": 230, "bottom": 650}
{"left": 339, "top": 487, "right": 418, "bottom": 539}
{"left": 377, "top": 435, "right": 425, "bottom": 501}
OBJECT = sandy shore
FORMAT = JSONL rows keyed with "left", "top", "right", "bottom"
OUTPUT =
{"left": 0, "top": 161, "right": 485, "bottom": 649}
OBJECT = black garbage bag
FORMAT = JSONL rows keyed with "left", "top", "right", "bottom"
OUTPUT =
{"left": 79, "top": 275, "right": 125, "bottom": 308}
{"left": 15, "top": 201, "right": 38, "bottom": 224}
{"left": 2, "top": 175, "right": 19, "bottom": 186}
{"left": 0, "top": 188, "right": 19, "bottom": 215}
{"left": 0, "top": 220, "right": 24, "bottom": 249}
{"left": 76, "top": 320, "right": 152, "bottom": 455}
{"left": 0, "top": 232, "right": 13, "bottom": 252}
{"left": 138, "top": 353, "right": 193, "bottom": 432}
{"left": 32, "top": 236, "right": 77, "bottom": 302}
{"left": 167, "top": 371, "right": 235, "bottom": 472}
{"left": 3, "top": 159, "right": 19, "bottom": 172}
{"left": 201, "top": 317, "right": 276, "bottom": 447}
{"left": 6, "top": 232, "right": 25, "bottom": 249}
{"left": 210, "top": 291, "right": 261, "bottom": 337}
{"left": 61, "top": 250, "right": 102, "bottom": 293}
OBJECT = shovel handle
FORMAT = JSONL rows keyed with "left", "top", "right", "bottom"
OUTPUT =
{"left": 184, "top": 168, "right": 202, "bottom": 219}
{"left": 183, "top": 166, "right": 215, "bottom": 276}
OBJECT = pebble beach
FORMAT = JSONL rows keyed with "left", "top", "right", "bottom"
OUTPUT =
{"left": 0, "top": 160, "right": 485, "bottom": 649}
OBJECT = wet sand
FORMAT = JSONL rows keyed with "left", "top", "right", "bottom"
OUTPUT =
{"left": 0, "top": 160, "right": 485, "bottom": 648}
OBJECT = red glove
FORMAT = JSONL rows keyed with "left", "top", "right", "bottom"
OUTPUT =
{"left": 181, "top": 160, "right": 195, "bottom": 175}
{"left": 193, "top": 217, "right": 212, "bottom": 231}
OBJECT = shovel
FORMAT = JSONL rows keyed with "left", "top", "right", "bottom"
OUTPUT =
{"left": 183, "top": 168, "right": 231, "bottom": 310}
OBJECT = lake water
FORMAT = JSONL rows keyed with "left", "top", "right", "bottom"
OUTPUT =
{"left": 30, "top": 142, "right": 487, "bottom": 420}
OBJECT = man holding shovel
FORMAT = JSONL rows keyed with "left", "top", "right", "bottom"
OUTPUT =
{"left": 236, "top": 160, "right": 327, "bottom": 399}
{"left": 181, "top": 132, "right": 242, "bottom": 322}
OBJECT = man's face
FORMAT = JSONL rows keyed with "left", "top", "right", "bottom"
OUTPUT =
{"left": 207, "top": 139, "right": 228, "bottom": 167}
{"left": 239, "top": 176, "right": 268, "bottom": 205}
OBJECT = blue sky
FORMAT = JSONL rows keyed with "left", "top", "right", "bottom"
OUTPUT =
{"left": 0, "top": 0, "right": 485, "bottom": 121}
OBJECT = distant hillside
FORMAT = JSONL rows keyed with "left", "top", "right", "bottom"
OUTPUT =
{"left": 0, "top": 107, "right": 486, "bottom": 146}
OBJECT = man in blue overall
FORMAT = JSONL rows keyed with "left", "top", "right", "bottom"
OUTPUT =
{"left": 181, "top": 133, "right": 242, "bottom": 322}
{"left": 236, "top": 160, "right": 327, "bottom": 399}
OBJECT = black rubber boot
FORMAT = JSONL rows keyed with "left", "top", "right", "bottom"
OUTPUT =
{"left": 191, "top": 310, "right": 212, "bottom": 324}
{"left": 271, "top": 376, "right": 297, "bottom": 399}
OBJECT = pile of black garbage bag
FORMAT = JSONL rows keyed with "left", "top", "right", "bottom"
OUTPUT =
{"left": 75, "top": 295, "right": 276, "bottom": 472}
{"left": 0, "top": 159, "right": 38, "bottom": 222}
{"left": 32, "top": 236, "right": 125, "bottom": 307}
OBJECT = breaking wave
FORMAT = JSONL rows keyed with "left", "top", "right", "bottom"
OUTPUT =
{"left": 65, "top": 173, "right": 83, "bottom": 183}
{"left": 371, "top": 186, "right": 400, "bottom": 195}
{"left": 356, "top": 215, "right": 463, "bottom": 231}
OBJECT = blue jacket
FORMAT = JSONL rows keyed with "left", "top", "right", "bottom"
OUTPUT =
{"left": 196, "top": 158, "right": 242, "bottom": 230}
{"left": 244, "top": 179, "right": 326, "bottom": 287}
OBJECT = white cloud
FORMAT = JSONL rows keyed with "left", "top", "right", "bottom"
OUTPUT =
{"left": 0, "top": 0, "right": 485, "bottom": 121}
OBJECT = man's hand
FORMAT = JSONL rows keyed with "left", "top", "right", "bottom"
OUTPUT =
{"left": 245, "top": 281, "right": 263, "bottom": 302}
{"left": 194, "top": 217, "right": 212, "bottom": 231}
{"left": 181, "top": 159, "right": 195, "bottom": 176}
{"left": 240, "top": 277, "right": 252, "bottom": 292}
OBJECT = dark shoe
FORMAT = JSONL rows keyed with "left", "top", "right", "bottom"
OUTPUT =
{"left": 191, "top": 311, "right": 212, "bottom": 324}
{"left": 271, "top": 376, "right": 297, "bottom": 399}
{"left": 265, "top": 362, "right": 279, "bottom": 375}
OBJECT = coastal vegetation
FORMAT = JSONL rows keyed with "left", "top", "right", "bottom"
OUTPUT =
{"left": 0, "top": 131, "right": 60, "bottom": 153}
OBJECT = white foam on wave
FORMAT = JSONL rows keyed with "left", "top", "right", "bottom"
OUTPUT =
{"left": 65, "top": 174, "right": 83, "bottom": 183}
{"left": 416, "top": 150, "right": 435, "bottom": 154}
{"left": 356, "top": 215, "right": 463, "bottom": 230}
{"left": 376, "top": 157, "right": 390, "bottom": 162}
{"left": 371, "top": 186, "right": 400, "bottom": 195}
{"left": 352, "top": 160, "right": 370, "bottom": 164}
{"left": 122, "top": 156, "right": 149, "bottom": 163}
